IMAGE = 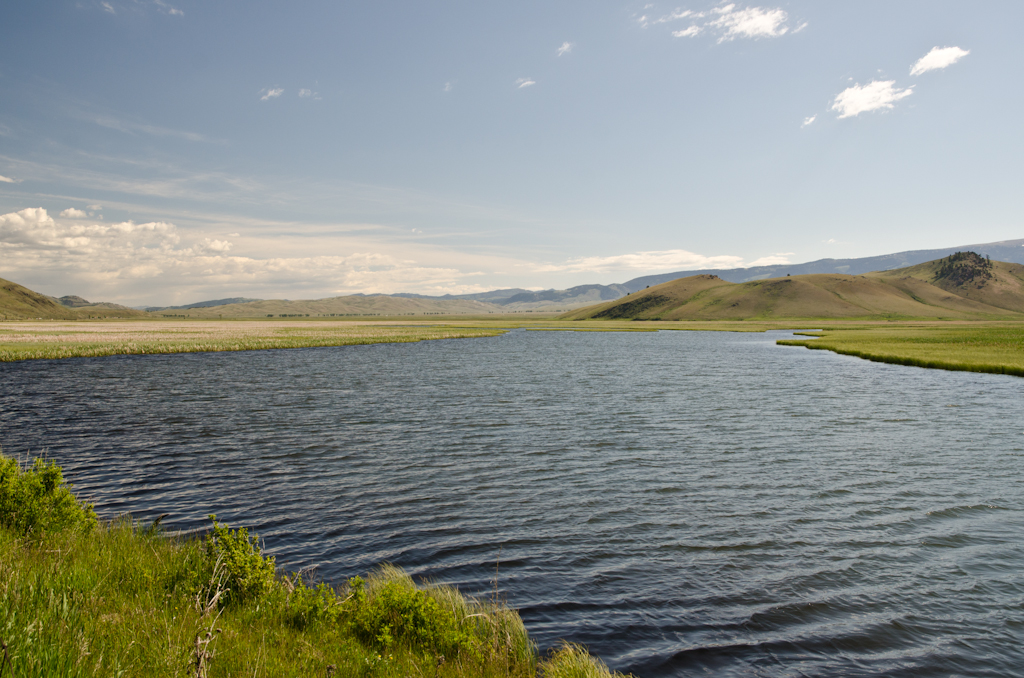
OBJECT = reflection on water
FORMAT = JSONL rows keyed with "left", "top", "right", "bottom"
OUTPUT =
{"left": 2, "top": 329, "right": 1023, "bottom": 677}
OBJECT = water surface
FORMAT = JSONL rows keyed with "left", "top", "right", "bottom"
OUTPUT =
{"left": 2, "top": 329, "right": 1022, "bottom": 677}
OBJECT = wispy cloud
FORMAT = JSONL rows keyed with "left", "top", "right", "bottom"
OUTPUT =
{"left": 672, "top": 26, "right": 702, "bottom": 38}
{"left": 748, "top": 253, "right": 793, "bottom": 266}
{"left": 538, "top": 248, "right": 745, "bottom": 273}
{"left": 0, "top": 174, "right": 16, "bottom": 183}
{"left": 443, "top": 82, "right": 453, "bottom": 92}
{"left": 557, "top": 41, "right": 574, "bottom": 56}
{"left": 910, "top": 46, "right": 970, "bottom": 76}
{"left": 260, "top": 88, "right": 284, "bottom": 101}
{"left": 643, "top": 4, "right": 800, "bottom": 42}
{"left": 801, "top": 115, "right": 816, "bottom": 127}
{"left": 831, "top": 80, "right": 913, "bottom": 119}
{"left": 515, "top": 78, "right": 536, "bottom": 89}
{"left": 101, "top": 2, "right": 115, "bottom": 14}
{"left": 93, "top": 116, "right": 210, "bottom": 142}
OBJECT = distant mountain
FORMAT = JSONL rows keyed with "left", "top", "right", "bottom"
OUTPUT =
{"left": 563, "top": 253, "right": 1024, "bottom": 321}
{"left": 621, "top": 238, "right": 1024, "bottom": 290}
{"left": 145, "top": 297, "right": 262, "bottom": 312}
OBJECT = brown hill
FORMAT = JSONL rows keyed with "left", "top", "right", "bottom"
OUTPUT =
{"left": 561, "top": 254, "right": 1024, "bottom": 321}
{"left": 0, "top": 278, "right": 79, "bottom": 320}
{"left": 0, "top": 278, "right": 150, "bottom": 320}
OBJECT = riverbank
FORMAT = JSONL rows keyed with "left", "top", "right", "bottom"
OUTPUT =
{"left": 0, "top": 452, "right": 627, "bottom": 677}
{"left": 776, "top": 322, "right": 1024, "bottom": 377}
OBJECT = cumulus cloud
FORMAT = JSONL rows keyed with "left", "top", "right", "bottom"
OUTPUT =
{"left": 60, "top": 208, "right": 88, "bottom": 218}
{"left": 708, "top": 4, "right": 790, "bottom": 42}
{"left": 0, "top": 174, "right": 16, "bottom": 183}
{"left": 260, "top": 88, "right": 284, "bottom": 101}
{"left": 801, "top": 115, "right": 817, "bottom": 127}
{"left": 557, "top": 41, "right": 574, "bottom": 56}
{"left": 910, "top": 46, "right": 970, "bottom": 76}
{"left": 515, "top": 78, "right": 536, "bottom": 88}
{"left": 831, "top": 80, "right": 913, "bottom": 119}
{"left": 538, "top": 248, "right": 745, "bottom": 274}
{"left": 0, "top": 208, "right": 483, "bottom": 300}
{"left": 646, "top": 4, "right": 798, "bottom": 42}
{"left": 88, "top": 204, "right": 103, "bottom": 211}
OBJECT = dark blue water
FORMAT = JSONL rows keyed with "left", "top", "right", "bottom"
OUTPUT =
{"left": 2, "top": 329, "right": 1023, "bottom": 677}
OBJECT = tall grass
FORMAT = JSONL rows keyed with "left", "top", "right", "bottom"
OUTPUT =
{"left": 0, "top": 452, "right": 629, "bottom": 677}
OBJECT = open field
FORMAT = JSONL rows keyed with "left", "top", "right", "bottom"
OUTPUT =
{"left": 776, "top": 322, "right": 1024, "bottom": 377}
{"left": 0, "top": 319, "right": 509, "bottom": 362}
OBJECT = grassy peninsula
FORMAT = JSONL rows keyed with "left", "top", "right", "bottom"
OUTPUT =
{"left": 0, "top": 451, "right": 627, "bottom": 677}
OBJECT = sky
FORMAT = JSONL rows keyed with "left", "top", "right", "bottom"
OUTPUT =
{"left": 0, "top": 1, "right": 1019, "bottom": 305}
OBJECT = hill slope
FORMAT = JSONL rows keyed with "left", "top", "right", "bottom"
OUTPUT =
{"left": 0, "top": 278, "right": 79, "bottom": 320}
{"left": 562, "top": 255, "right": 1024, "bottom": 321}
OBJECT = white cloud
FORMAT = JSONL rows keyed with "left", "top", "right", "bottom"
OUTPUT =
{"left": 557, "top": 41, "right": 574, "bottom": 56}
{"left": 88, "top": 204, "right": 103, "bottom": 211}
{"left": 801, "top": 115, "right": 817, "bottom": 127}
{"left": 747, "top": 253, "right": 793, "bottom": 267}
{"left": 443, "top": 82, "right": 453, "bottom": 92}
{"left": 260, "top": 88, "right": 284, "bottom": 101}
{"left": 647, "top": 4, "right": 798, "bottom": 43}
{"left": 0, "top": 208, "right": 487, "bottom": 300}
{"left": 0, "top": 174, "right": 16, "bottom": 183}
{"left": 60, "top": 208, "right": 88, "bottom": 218}
{"left": 910, "top": 46, "right": 970, "bottom": 76}
{"left": 538, "top": 248, "right": 745, "bottom": 274}
{"left": 93, "top": 116, "right": 209, "bottom": 143}
{"left": 515, "top": 78, "right": 536, "bottom": 89}
{"left": 101, "top": 2, "right": 115, "bottom": 14}
{"left": 709, "top": 4, "right": 790, "bottom": 42}
{"left": 672, "top": 26, "right": 702, "bottom": 38}
{"left": 831, "top": 80, "right": 913, "bottom": 119}
{"left": 298, "top": 89, "right": 312, "bottom": 98}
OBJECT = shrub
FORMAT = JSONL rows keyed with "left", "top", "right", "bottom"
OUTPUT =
{"left": 204, "top": 514, "right": 276, "bottom": 607}
{"left": 347, "top": 568, "right": 476, "bottom": 660}
{"left": 0, "top": 451, "right": 96, "bottom": 536}
{"left": 286, "top": 579, "right": 340, "bottom": 629}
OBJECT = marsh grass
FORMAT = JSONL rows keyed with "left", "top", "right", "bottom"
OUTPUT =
{"left": 0, "top": 320, "right": 507, "bottom": 362}
{"left": 777, "top": 323, "right": 1024, "bottom": 376}
{"left": 0, "top": 452, "right": 625, "bottom": 677}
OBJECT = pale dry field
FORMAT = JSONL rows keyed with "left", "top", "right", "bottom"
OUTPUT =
{"left": 0, "top": 319, "right": 508, "bottom": 361}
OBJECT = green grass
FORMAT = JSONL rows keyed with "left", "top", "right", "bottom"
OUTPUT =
{"left": 0, "top": 452, "right": 630, "bottom": 677}
{"left": 777, "top": 323, "right": 1024, "bottom": 377}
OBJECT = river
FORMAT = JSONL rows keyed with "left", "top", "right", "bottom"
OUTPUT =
{"left": 1, "top": 328, "right": 1022, "bottom": 677}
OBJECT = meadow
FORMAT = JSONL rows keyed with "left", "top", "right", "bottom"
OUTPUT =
{"left": 776, "top": 322, "right": 1024, "bottom": 377}
{"left": 0, "top": 452, "right": 626, "bottom": 678}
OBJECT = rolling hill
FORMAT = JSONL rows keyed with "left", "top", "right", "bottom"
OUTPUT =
{"left": 561, "top": 254, "right": 1024, "bottom": 321}
{"left": 0, "top": 278, "right": 150, "bottom": 320}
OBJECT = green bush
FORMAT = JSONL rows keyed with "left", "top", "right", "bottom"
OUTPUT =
{"left": 0, "top": 451, "right": 96, "bottom": 536}
{"left": 204, "top": 514, "right": 276, "bottom": 607}
{"left": 347, "top": 569, "right": 476, "bottom": 659}
{"left": 286, "top": 580, "right": 341, "bottom": 629}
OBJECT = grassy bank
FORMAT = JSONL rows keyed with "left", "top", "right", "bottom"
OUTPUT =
{"left": 0, "top": 452, "right": 627, "bottom": 677}
{"left": 0, "top": 320, "right": 508, "bottom": 362}
{"left": 777, "top": 322, "right": 1024, "bottom": 377}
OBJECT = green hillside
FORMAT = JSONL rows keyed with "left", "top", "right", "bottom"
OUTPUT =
{"left": 0, "top": 277, "right": 150, "bottom": 320}
{"left": 0, "top": 278, "right": 79, "bottom": 320}
{"left": 561, "top": 254, "right": 1024, "bottom": 321}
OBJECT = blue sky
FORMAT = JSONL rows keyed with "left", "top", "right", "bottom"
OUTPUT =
{"left": 0, "top": 1, "right": 1017, "bottom": 304}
